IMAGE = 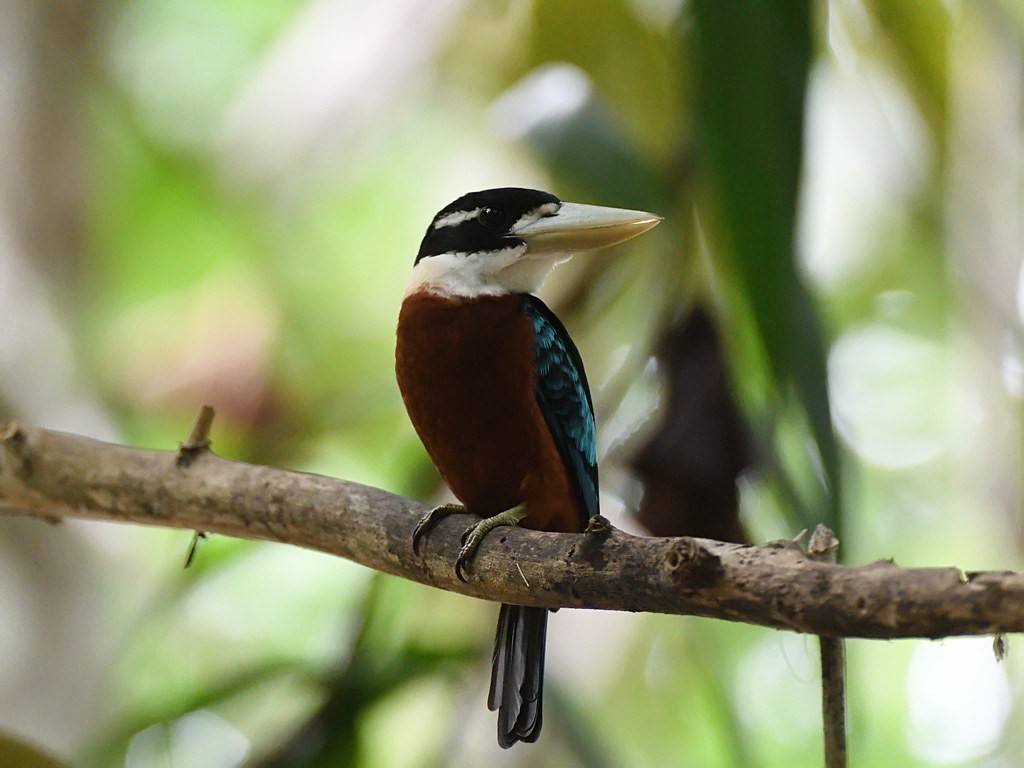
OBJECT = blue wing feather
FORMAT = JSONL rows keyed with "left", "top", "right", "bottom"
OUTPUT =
{"left": 521, "top": 295, "right": 599, "bottom": 528}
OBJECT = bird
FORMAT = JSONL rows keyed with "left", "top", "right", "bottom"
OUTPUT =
{"left": 395, "top": 187, "right": 660, "bottom": 747}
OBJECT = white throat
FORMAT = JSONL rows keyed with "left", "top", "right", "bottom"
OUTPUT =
{"left": 404, "top": 249, "right": 571, "bottom": 299}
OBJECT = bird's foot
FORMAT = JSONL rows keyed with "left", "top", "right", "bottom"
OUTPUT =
{"left": 455, "top": 503, "right": 527, "bottom": 583}
{"left": 412, "top": 502, "right": 466, "bottom": 555}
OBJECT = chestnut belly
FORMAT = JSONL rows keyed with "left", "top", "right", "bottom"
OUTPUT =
{"left": 396, "top": 292, "right": 583, "bottom": 533}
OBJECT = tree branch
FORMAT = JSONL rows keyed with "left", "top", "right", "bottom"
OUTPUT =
{"left": 809, "top": 525, "right": 847, "bottom": 768}
{"left": 0, "top": 422, "right": 1021, "bottom": 638}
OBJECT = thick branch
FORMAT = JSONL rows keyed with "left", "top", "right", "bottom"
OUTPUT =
{"left": 0, "top": 423, "right": 1021, "bottom": 638}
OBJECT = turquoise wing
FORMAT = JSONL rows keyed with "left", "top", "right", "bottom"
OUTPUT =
{"left": 522, "top": 295, "right": 599, "bottom": 527}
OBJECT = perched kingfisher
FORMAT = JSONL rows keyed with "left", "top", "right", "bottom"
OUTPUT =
{"left": 395, "top": 187, "right": 660, "bottom": 747}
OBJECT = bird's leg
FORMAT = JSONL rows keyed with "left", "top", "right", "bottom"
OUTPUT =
{"left": 412, "top": 502, "right": 468, "bottom": 555}
{"left": 456, "top": 503, "right": 527, "bottom": 583}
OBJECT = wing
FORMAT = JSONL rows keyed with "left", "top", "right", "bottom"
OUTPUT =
{"left": 521, "top": 295, "right": 599, "bottom": 528}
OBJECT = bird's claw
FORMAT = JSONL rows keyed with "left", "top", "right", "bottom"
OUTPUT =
{"left": 412, "top": 503, "right": 465, "bottom": 555}
{"left": 455, "top": 520, "right": 486, "bottom": 581}
{"left": 452, "top": 503, "right": 528, "bottom": 583}
{"left": 455, "top": 547, "right": 472, "bottom": 582}
{"left": 415, "top": 503, "right": 528, "bottom": 582}
{"left": 411, "top": 519, "right": 429, "bottom": 556}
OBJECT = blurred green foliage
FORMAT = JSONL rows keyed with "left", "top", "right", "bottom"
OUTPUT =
{"left": 689, "top": 0, "right": 840, "bottom": 533}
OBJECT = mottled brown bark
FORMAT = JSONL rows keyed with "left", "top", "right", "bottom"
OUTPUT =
{"left": 1, "top": 422, "right": 1022, "bottom": 638}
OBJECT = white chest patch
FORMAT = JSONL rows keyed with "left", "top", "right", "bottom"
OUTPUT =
{"left": 405, "top": 247, "right": 569, "bottom": 299}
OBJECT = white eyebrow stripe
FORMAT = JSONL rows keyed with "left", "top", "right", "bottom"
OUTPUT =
{"left": 512, "top": 201, "right": 561, "bottom": 229}
{"left": 433, "top": 208, "right": 482, "bottom": 229}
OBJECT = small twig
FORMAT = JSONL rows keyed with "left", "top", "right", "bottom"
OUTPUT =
{"left": 515, "top": 561, "right": 530, "bottom": 588}
{"left": 177, "top": 405, "right": 215, "bottom": 564}
{"left": 176, "top": 405, "right": 215, "bottom": 468}
{"left": 183, "top": 531, "right": 207, "bottom": 569}
{"left": 994, "top": 634, "right": 1008, "bottom": 662}
{"left": 809, "top": 524, "right": 846, "bottom": 768}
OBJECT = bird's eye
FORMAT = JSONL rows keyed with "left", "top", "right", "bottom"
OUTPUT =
{"left": 478, "top": 207, "right": 510, "bottom": 231}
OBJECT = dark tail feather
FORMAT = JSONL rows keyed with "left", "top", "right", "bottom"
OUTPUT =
{"left": 488, "top": 604, "right": 547, "bottom": 748}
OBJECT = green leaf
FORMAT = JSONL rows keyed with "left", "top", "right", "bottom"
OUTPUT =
{"left": 500, "top": 68, "right": 669, "bottom": 213}
{"left": 863, "top": 0, "right": 951, "bottom": 146}
{"left": 528, "top": 0, "right": 681, "bottom": 155}
{"left": 688, "top": 1, "right": 841, "bottom": 533}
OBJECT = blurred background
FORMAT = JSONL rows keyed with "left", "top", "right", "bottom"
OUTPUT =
{"left": 0, "top": 0, "right": 1022, "bottom": 766}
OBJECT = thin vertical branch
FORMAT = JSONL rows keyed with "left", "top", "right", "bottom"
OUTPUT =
{"left": 810, "top": 525, "right": 847, "bottom": 768}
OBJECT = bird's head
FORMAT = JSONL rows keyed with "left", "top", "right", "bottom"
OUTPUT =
{"left": 406, "top": 187, "right": 661, "bottom": 299}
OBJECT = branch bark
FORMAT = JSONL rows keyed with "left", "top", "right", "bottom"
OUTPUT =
{"left": 1, "top": 422, "right": 1022, "bottom": 638}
